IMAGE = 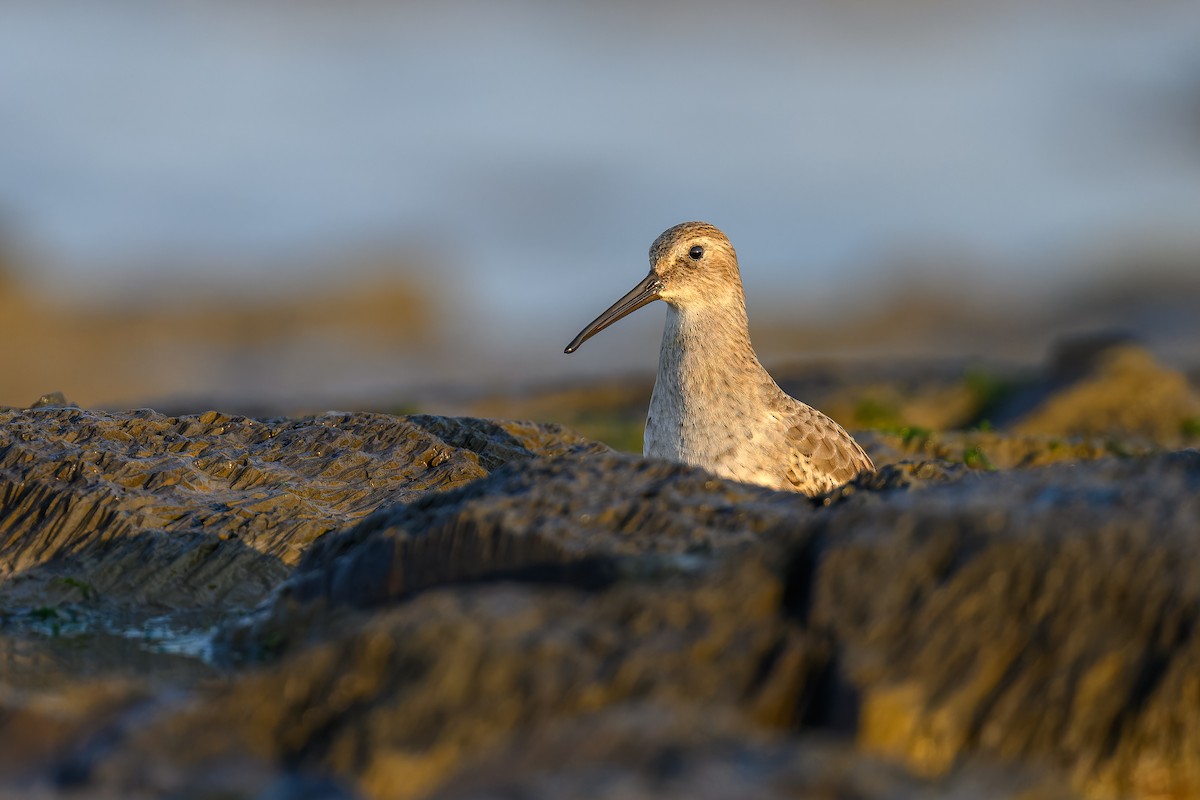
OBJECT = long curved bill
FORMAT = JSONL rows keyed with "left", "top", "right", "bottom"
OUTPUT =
{"left": 564, "top": 272, "right": 663, "bottom": 354}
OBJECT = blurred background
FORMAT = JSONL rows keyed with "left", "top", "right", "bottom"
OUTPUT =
{"left": 1, "top": 0, "right": 1198, "bottom": 414}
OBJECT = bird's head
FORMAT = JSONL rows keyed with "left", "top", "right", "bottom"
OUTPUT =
{"left": 565, "top": 221, "right": 742, "bottom": 354}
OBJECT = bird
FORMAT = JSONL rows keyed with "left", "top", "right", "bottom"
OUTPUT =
{"left": 565, "top": 221, "right": 874, "bottom": 496}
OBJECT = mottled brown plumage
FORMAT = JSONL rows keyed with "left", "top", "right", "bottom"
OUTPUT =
{"left": 566, "top": 221, "right": 873, "bottom": 495}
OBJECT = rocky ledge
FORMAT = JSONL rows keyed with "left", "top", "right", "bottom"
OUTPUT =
{"left": 0, "top": 405, "right": 604, "bottom": 611}
{"left": 0, "top": 344, "right": 1197, "bottom": 799}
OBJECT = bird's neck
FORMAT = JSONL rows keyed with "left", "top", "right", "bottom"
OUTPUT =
{"left": 645, "top": 295, "right": 775, "bottom": 462}
{"left": 656, "top": 296, "right": 768, "bottom": 391}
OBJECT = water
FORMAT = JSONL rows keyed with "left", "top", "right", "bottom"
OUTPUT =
{"left": 1, "top": 0, "right": 1198, "bottom": 388}
{"left": 0, "top": 607, "right": 223, "bottom": 692}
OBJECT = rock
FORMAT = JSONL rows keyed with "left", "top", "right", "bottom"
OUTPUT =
{"left": 858, "top": 429, "right": 1161, "bottom": 472}
{"left": 57, "top": 448, "right": 1195, "bottom": 800}
{"left": 0, "top": 407, "right": 604, "bottom": 610}
{"left": 29, "top": 392, "right": 77, "bottom": 410}
{"left": 276, "top": 452, "right": 806, "bottom": 611}
{"left": 428, "top": 707, "right": 1078, "bottom": 800}
{"left": 1006, "top": 342, "right": 1200, "bottom": 442}
{"left": 0, "top": 678, "right": 151, "bottom": 791}
{"left": 811, "top": 450, "right": 1200, "bottom": 799}
{"left": 825, "top": 458, "right": 976, "bottom": 498}
{"left": 3, "top": 396, "right": 1200, "bottom": 800}
{"left": 204, "top": 450, "right": 1200, "bottom": 800}
{"left": 60, "top": 555, "right": 822, "bottom": 800}
{"left": 231, "top": 452, "right": 816, "bottom": 656}
{"left": 1045, "top": 331, "right": 1140, "bottom": 380}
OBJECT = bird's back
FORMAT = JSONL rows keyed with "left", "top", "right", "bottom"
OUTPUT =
{"left": 771, "top": 394, "right": 874, "bottom": 495}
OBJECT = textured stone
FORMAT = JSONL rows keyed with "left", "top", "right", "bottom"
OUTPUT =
{"left": 39, "top": 449, "right": 1199, "bottom": 800}
{"left": 248, "top": 451, "right": 812, "bottom": 647}
{"left": 3, "top": 388, "right": 1200, "bottom": 799}
{"left": 428, "top": 707, "right": 1078, "bottom": 800}
{"left": 67, "top": 556, "right": 821, "bottom": 800}
{"left": 810, "top": 450, "right": 1200, "bottom": 798}
{"left": 1008, "top": 343, "right": 1200, "bottom": 442}
{"left": 857, "top": 428, "right": 1162, "bottom": 472}
{"left": 0, "top": 407, "right": 604, "bottom": 609}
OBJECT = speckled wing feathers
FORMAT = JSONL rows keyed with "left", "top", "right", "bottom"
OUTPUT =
{"left": 784, "top": 404, "right": 874, "bottom": 492}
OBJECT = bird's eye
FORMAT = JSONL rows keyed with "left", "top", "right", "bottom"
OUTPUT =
{"left": 688, "top": 245, "right": 704, "bottom": 260}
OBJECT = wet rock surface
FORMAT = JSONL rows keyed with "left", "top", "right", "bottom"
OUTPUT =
{"left": 0, "top": 342, "right": 1198, "bottom": 799}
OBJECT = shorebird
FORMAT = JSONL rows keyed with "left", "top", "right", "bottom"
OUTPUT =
{"left": 565, "top": 221, "right": 874, "bottom": 496}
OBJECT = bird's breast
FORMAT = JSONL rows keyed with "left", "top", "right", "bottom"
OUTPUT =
{"left": 645, "top": 359, "right": 788, "bottom": 486}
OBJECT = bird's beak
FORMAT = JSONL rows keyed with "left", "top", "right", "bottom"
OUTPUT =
{"left": 564, "top": 272, "right": 663, "bottom": 354}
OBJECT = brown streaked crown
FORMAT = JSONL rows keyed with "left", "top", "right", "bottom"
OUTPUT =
{"left": 649, "top": 221, "right": 731, "bottom": 266}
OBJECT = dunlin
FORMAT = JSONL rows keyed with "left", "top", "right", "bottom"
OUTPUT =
{"left": 565, "top": 221, "right": 874, "bottom": 495}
